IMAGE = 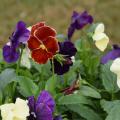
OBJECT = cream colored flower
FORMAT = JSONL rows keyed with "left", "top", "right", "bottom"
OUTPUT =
{"left": 110, "top": 58, "right": 120, "bottom": 88}
{"left": 0, "top": 98, "right": 29, "bottom": 120}
{"left": 92, "top": 23, "right": 109, "bottom": 51}
{"left": 21, "top": 48, "right": 31, "bottom": 69}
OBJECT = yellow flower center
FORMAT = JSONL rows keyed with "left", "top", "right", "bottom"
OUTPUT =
{"left": 39, "top": 44, "right": 46, "bottom": 50}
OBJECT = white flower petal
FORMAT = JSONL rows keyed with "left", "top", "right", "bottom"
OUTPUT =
{"left": 6, "top": 42, "right": 11, "bottom": 46}
{"left": 21, "top": 49, "right": 31, "bottom": 69}
{"left": 95, "top": 35, "right": 109, "bottom": 51}
{"left": 71, "top": 56, "right": 75, "bottom": 63}
{"left": 117, "top": 76, "right": 120, "bottom": 88}
{"left": 0, "top": 103, "right": 15, "bottom": 120}
{"left": 110, "top": 58, "right": 120, "bottom": 75}
{"left": 95, "top": 23, "right": 104, "bottom": 34}
{"left": 0, "top": 98, "right": 29, "bottom": 120}
{"left": 14, "top": 98, "right": 29, "bottom": 119}
{"left": 93, "top": 33, "right": 107, "bottom": 41}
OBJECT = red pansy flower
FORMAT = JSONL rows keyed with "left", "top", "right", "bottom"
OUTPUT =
{"left": 28, "top": 22, "right": 59, "bottom": 64}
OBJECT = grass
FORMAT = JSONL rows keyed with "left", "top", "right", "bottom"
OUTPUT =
{"left": 0, "top": 0, "right": 120, "bottom": 47}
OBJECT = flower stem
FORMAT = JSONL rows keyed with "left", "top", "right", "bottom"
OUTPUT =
{"left": 13, "top": 48, "right": 23, "bottom": 99}
{"left": 16, "top": 48, "right": 23, "bottom": 75}
{"left": 111, "top": 92, "right": 115, "bottom": 100}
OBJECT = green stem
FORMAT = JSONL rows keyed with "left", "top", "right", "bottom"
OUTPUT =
{"left": 16, "top": 48, "right": 23, "bottom": 75}
{"left": 13, "top": 48, "right": 23, "bottom": 99}
{"left": 111, "top": 92, "right": 115, "bottom": 100}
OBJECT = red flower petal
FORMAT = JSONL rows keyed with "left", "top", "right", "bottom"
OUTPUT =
{"left": 43, "top": 36, "right": 59, "bottom": 55}
{"left": 34, "top": 26, "right": 56, "bottom": 41}
{"left": 28, "top": 36, "right": 41, "bottom": 50}
{"left": 31, "top": 22, "right": 45, "bottom": 35}
{"left": 31, "top": 48, "right": 51, "bottom": 64}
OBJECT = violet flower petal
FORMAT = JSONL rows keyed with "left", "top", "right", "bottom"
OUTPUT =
{"left": 14, "top": 21, "right": 30, "bottom": 43}
{"left": 101, "top": 47, "right": 120, "bottom": 64}
{"left": 37, "top": 91, "right": 55, "bottom": 112}
{"left": 28, "top": 96, "right": 35, "bottom": 113}
{"left": 54, "top": 116, "right": 62, "bottom": 120}
{"left": 68, "top": 11, "right": 93, "bottom": 40}
{"left": 3, "top": 45, "right": 20, "bottom": 63}
{"left": 36, "top": 103, "right": 53, "bottom": 120}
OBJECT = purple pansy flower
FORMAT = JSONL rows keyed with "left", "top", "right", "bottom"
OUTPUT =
{"left": 101, "top": 45, "right": 120, "bottom": 64}
{"left": 3, "top": 21, "right": 30, "bottom": 63}
{"left": 54, "top": 116, "right": 62, "bottom": 120}
{"left": 54, "top": 41, "right": 77, "bottom": 75}
{"left": 28, "top": 90, "right": 55, "bottom": 120}
{"left": 68, "top": 11, "right": 93, "bottom": 40}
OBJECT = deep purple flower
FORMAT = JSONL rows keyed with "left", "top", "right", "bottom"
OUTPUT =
{"left": 54, "top": 116, "right": 62, "bottom": 120}
{"left": 3, "top": 21, "right": 30, "bottom": 63}
{"left": 68, "top": 11, "right": 93, "bottom": 40}
{"left": 28, "top": 90, "right": 55, "bottom": 120}
{"left": 54, "top": 41, "right": 77, "bottom": 75}
{"left": 101, "top": 45, "right": 120, "bottom": 64}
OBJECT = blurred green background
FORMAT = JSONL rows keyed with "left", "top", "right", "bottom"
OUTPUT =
{"left": 0, "top": 0, "right": 120, "bottom": 47}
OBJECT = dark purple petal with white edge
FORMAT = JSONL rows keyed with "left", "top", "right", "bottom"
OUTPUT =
{"left": 59, "top": 41, "right": 77, "bottom": 57}
{"left": 101, "top": 46, "right": 120, "bottom": 64}
{"left": 54, "top": 116, "right": 63, "bottom": 120}
{"left": 3, "top": 45, "right": 20, "bottom": 63}
{"left": 53, "top": 41, "right": 76, "bottom": 75}
{"left": 36, "top": 90, "right": 55, "bottom": 112}
{"left": 28, "top": 96, "right": 35, "bottom": 113}
{"left": 54, "top": 58, "right": 73, "bottom": 75}
{"left": 36, "top": 103, "right": 53, "bottom": 120}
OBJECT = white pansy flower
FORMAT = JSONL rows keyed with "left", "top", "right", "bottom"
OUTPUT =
{"left": 21, "top": 48, "right": 31, "bottom": 69}
{"left": 0, "top": 98, "right": 29, "bottom": 120}
{"left": 110, "top": 58, "right": 120, "bottom": 88}
{"left": 92, "top": 23, "right": 109, "bottom": 51}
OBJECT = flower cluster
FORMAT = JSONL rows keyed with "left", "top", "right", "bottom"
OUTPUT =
{"left": 0, "top": 91, "right": 61, "bottom": 120}
{"left": 1, "top": 9, "right": 120, "bottom": 120}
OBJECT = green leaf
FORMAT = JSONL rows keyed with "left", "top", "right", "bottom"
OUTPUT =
{"left": 101, "top": 99, "right": 120, "bottom": 114}
{"left": 0, "top": 69, "right": 16, "bottom": 91}
{"left": 100, "top": 61, "right": 119, "bottom": 93}
{"left": 0, "top": 91, "right": 2, "bottom": 105}
{"left": 67, "top": 104, "right": 102, "bottom": 120}
{"left": 106, "top": 105, "right": 120, "bottom": 120}
{"left": 15, "top": 76, "right": 39, "bottom": 97}
{"left": 63, "top": 60, "right": 81, "bottom": 85}
{"left": 101, "top": 100, "right": 120, "bottom": 120}
{"left": 58, "top": 94, "right": 93, "bottom": 106}
{"left": 0, "top": 49, "right": 3, "bottom": 62}
{"left": 45, "top": 75, "right": 57, "bottom": 95}
{"left": 78, "top": 86, "right": 101, "bottom": 99}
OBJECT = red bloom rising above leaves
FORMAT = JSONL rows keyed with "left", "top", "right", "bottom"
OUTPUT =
{"left": 28, "top": 22, "right": 59, "bottom": 64}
